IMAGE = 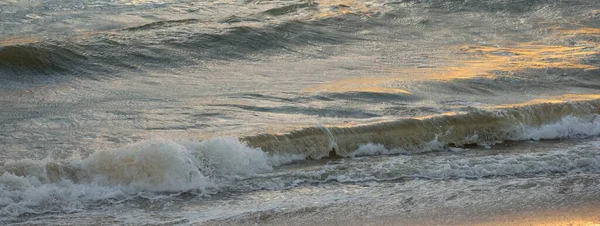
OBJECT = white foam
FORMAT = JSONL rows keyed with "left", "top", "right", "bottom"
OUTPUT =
{"left": 83, "top": 139, "right": 212, "bottom": 192}
{"left": 415, "top": 151, "right": 600, "bottom": 179}
{"left": 346, "top": 114, "right": 600, "bottom": 157}
{"left": 346, "top": 143, "right": 406, "bottom": 157}
{"left": 3, "top": 115, "right": 600, "bottom": 218}
{"left": 510, "top": 115, "right": 600, "bottom": 140}
{"left": 0, "top": 137, "right": 282, "bottom": 218}
{"left": 285, "top": 142, "right": 600, "bottom": 185}
{"left": 181, "top": 138, "right": 273, "bottom": 178}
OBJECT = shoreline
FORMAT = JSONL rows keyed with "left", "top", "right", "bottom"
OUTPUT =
{"left": 202, "top": 174, "right": 600, "bottom": 226}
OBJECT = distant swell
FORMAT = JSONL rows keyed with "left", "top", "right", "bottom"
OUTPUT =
{"left": 0, "top": 19, "right": 352, "bottom": 82}
{"left": 243, "top": 100, "right": 600, "bottom": 159}
{"left": 0, "top": 42, "right": 87, "bottom": 76}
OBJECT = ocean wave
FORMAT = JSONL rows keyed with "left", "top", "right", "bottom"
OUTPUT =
{"left": 333, "top": 113, "right": 600, "bottom": 158}
{"left": 421, "top": 0, "right": 551, "bottom": 14}
{"left": 2, "top": 100, "right": 600, "bottom": 218}
{"left": 0, "top": 19, "right": 352, "bottom": 81}
{"left": 243, "top": 100, "right": 600, "bottom": 159}
{"left": 262, "top": 2, "right": 317, "bottom": 17}
{"left": 0, "top": 138, "right": 304, "bottom": 218}
{"left": 0, "top": 42, "right": 87, "bottom": 76}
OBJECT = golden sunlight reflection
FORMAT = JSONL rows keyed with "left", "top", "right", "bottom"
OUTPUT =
{"left": 471, "top": 206, "right": 600, "bottom": 226}
{"left": 306, "top": 76, "right": 412, "bottom": 94}
{"left": 0, "top": 36, "right": 40, "bottom": 46}
{"left": 307, "top": 27, "right": 600, "bottom": 94}
{"left": 487, "top": 94, "right": 600, "bottom": 108}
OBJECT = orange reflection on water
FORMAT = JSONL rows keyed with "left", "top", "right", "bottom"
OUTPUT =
{"left": 308, "top": 27, "right": 600, "bottom": 94}
{"left": 471, "top": 206, "right": 600, "bottom": 226}
{"left": 305, "top": 76, "right": 412, "bottom": 94}
{"left": 0, "top": 36, "right": 40, "bottom": 46}
{"left": 459, "top": 43, "right": 598, "bottom": 71}
{"left": 556, "top": 27, "right": 600, "bottom": 36}
{"left": 486, "top": 94, "right": 600, "bottom": 108}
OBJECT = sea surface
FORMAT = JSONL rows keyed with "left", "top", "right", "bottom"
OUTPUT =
{"left": 1, "top": 0, "right": 600, "bottom": 225}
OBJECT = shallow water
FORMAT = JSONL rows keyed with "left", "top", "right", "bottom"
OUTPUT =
{"left": 1, "top": 0, "right": 600, "bottom": 225}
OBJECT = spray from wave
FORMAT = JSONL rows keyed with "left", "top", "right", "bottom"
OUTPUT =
{"left": 0, "top": 138, "right": 302, "bottom": 218}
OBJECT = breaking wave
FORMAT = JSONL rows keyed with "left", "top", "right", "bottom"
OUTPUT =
{"left": 244, "top": 100, "right": 600, "bottom": 159}
{"left": 2, "top": 99, "right": 600, "bottom": 218}
{"left": 0, "top": 138, "right": 302, "bottom": 218}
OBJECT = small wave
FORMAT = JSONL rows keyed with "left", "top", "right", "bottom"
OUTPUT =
{"left": 0, "top": 42, "right": 87, "bottom": 77}
{"left": 243, "top": 100, "right": 600, "bottom": 159}
{"left": 262, "top": 2, "right": 316, "bottom": 16}
{"left": 425, "top": 0, "right": 550, "bottom": 14}
{"left": 123, "top": 18, "right": 202, "bottom": 32}
{"left": 0, "top": 18, "right": 353, "bottom": 82}
{"left": 164, "top": 21, "right": 347, "bottom": 60}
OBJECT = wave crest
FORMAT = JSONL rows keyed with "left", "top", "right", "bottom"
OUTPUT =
{"left": 0, "top": 42, "right": 86, "bottom": 76}
{"left": 243, "top": 100, "right": 600, "bottom": 159}
{"left": 2, "top": 100, "right": 600, "bottom": 218}
{"left": 0, "top": 138, "right": 294, "bottom": 217}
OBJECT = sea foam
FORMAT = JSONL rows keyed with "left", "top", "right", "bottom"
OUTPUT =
{"left": 2, "top": 113, "right": 600, "bottom": 218}
{"left": 0, "top": 138, "right": 295, "bottom": 218}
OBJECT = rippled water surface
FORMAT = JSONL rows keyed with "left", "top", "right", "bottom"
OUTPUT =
{"left": 1, "top": 0, "right": 600, "bottom": 225}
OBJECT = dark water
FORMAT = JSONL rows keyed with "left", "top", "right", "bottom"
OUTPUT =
{"left": 1, "top": 0, "right": 600, "bottom": 225}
